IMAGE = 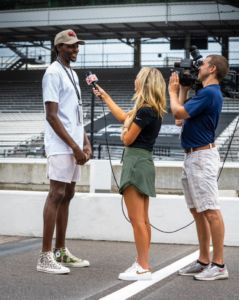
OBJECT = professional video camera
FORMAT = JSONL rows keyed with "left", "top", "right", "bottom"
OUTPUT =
{"left": 174, "top": 45, "right": 203, "bottom": 90}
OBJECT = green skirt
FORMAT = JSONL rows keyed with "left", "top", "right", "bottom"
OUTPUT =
{"left": 119, "top": 147, "right": 156, "bottom": 197}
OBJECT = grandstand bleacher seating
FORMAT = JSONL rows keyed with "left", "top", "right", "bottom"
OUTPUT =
{"left": 0, "top": 68, "right": 238, "bottom": 160}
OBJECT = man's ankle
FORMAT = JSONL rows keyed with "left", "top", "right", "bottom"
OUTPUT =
{"left": 212, "top": 261, "right": 225, "bottom": 268}
{"left": 42, "top": 249, "right": 52, "bottom": 253}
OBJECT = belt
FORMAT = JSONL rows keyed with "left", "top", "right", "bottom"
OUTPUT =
{"left": 185, "top": 143, "right": 216, "bottom": 154}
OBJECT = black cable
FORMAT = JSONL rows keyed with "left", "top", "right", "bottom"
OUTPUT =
{"left": 119, "top": 193, "right": 195, "bottom": 233}
{"left": 100, "top": 97, "right": 238, "bottom": 233}
{"left": 101, "top": 101, "right": 120, "bottom": 190}
{"left": 217, "top": 115, "right": 239, "bottom": 180}
{"left": 100, "top": 99, "right": 194, "bottom": 233}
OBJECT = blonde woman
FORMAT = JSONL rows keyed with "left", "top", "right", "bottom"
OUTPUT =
{"left": 93, "top": 67, "right": 166, "bottom": 281}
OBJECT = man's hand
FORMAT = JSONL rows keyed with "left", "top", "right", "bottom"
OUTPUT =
{"left": 168, "top": 72, "right": 190, "bottom": 120}
{"left": 83, "top": 144, "right": 92, "bottom": 162}
{"left": 83, "top": 132, "right": 92, "bottom": 163}
{"left": 168, "top": 72, "right": 180, "bottom": 95}
{"left": 180, "top": 85, "right": 191, "bottom": 93}
{"left": 175, "top": 119, "right": 183, "bottom": 127}
{"left": 72, "top": 145, "right": 87, "bottom": 165}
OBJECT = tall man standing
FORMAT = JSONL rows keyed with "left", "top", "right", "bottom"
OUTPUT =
{"left": 37, "top": 29, "right": 92, "bottom": 274}
{"left": 168, "top": 55, "right": 229, "bottom": 281}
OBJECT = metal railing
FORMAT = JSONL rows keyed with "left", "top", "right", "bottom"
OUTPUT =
{"left": 0, "top": 76, "right": 239, "bottom": 160}
{"left": 1, "top": 50, "right": 239, "bottom": 70}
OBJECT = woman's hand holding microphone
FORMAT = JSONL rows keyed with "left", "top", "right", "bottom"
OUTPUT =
{"left": 92, "top": 84, "right": 109, "bottom": 101}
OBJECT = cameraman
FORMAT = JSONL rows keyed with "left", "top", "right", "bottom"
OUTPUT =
{"left": 168, "top": 55, "right": 229, "bottom": 281}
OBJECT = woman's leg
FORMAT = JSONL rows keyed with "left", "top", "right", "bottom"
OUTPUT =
{"left": 143, "top": 195, "right": 151, "bottom": 250}
{"left": 123, "top": 186, "right": 150, "bottom": 270}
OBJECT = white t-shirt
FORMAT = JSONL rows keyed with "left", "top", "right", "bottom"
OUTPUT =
{"left": 42, "top": 61, "right": 84, "bottom": 157}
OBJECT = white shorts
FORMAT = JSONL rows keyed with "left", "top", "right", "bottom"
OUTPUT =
{"left": 181, "top": 147, "right": 220, "bottom": 213}
{"left": 47, "top": 154, "right": 80, "bottom": 183}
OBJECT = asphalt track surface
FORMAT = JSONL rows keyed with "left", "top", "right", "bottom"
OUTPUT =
{"left": 0, "top": 237, "right": 238, "bottom": 300}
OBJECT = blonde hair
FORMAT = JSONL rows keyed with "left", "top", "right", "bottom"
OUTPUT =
{"left": 130, "top": 67, "right": 166, "bottom": 122}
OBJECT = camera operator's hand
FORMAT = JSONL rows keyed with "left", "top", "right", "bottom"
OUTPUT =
{"left": 169, "top": 72, "right": 180, "bottom": 95}
{"left": 175, "top": 119, "right": 183, "bottom": 127}
{"left": 169, "top": 72, "right": 190, "bottom": 119}
{"left": 180, "top": 85, "right": 191, "bottom": 92}
{"left": 179, "top": 84, "right": 191, "bottom": 104}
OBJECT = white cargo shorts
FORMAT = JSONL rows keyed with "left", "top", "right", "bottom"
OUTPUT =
{"left": 182, "top": 147, "right": 220, "bottom": 212}
{"left": 47, "top": 154, "right": 80, "bottom": 183}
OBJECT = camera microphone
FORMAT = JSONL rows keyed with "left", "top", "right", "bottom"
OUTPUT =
{"left": 190, "top": 45, "right": 203, "bottom": 61}
{"left": 85, "top": 71, "right": 98, "bottom": 88}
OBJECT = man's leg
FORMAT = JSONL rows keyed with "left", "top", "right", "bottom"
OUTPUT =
{"left": 194, "top": 208, "right": 228, "bottom": 280}
{"left": 55, "top": 182, "right": 76, "bottom": 249}
{"left": 203, "top": 209, "right": 225, "bottom": 265}
{"left": 53, "top": 181, "right": 90, "bottom": 268}
{"left": 42, "top": 180, "right": 66, "bottom": 252}
{"left": 37, "top": 179, "right": 70, "bottom": 274}
{"left": 190, "top": 208, "right": 211, "bottom": 264}
{"left": 179, "top": 162, "right": 210, "bottom": 276}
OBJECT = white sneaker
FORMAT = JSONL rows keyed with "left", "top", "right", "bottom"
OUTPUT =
{"left": 178, "top": 260, "right": 208, "bottom": 276}
{"left": 194, "top": 264, "right": 229, "bottom": 281}
{"left": 118, "top": 262, "right": 152, "bottom": 281}
{"left": 37, "top": 251, "right": 70, "bottom": 274}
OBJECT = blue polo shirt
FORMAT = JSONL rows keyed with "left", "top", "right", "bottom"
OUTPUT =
{"left": 181, "top": 84, "right": 223, "bottom": 149}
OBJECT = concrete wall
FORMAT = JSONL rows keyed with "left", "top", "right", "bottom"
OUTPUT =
{"left": 0, "top": 159, "right": 238, "bottom": 245}
{"left": 0, "top": 190, "right": 238, "bottom": 246}
{"left": 0, "top": 158, "right": 238, "bottom": 195}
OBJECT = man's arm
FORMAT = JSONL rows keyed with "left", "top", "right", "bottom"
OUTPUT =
{"left": 45, "top": 101, "right": 86, "bottom": 165}
{"left": 168, "top": 72, "right": 190, "bottom": 120}
{"left": 179, "top": 86, "right": 190, "bottom": 105}
{"left": 175, "top": 85, "right": 191, "bottom": 126}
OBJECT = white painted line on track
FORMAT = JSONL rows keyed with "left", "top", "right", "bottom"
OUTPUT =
{"left": 100, "top": 247, "right": 213, "bottom": 300}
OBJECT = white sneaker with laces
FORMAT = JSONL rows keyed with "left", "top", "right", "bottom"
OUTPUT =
{"left": 118, "top": 262, "right": 152, "bottom": 281}
{"left": 178, "top": 260, "right": 208, "bottom": 276}
{"left": 37, "top": 251, "right": 70, "bottom": 274}
{"left": 194, "top": 263, "right": 229, "bottom": 281}
{"left": 54, "top": 247, "right": 90, "bottom": 268}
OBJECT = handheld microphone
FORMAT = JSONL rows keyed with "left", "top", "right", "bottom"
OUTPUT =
{"left": 85, "top": 71, "right": 98, "bottom": 88}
